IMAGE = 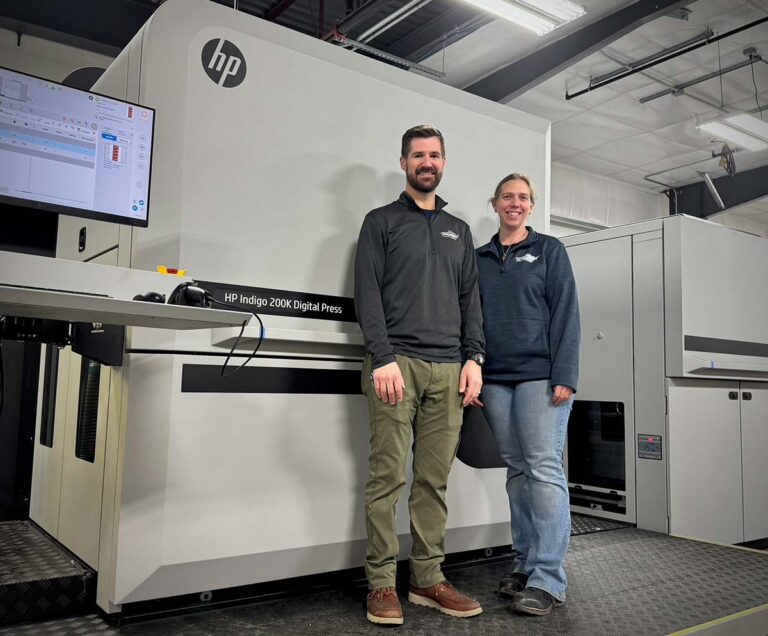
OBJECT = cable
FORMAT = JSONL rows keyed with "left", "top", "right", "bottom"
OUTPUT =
{"left": 717, "top": 40, "right": 724, "bottom": 110}
{"left": 751, "top": 61, "right": 763, "bottom": 119}
{"left": 209, "top": 299, "right": 265, "bottom": 377}
{"left": 306, "top": 0, "right": 317, "bottom": 39}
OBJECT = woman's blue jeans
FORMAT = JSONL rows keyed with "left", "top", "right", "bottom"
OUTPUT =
{"left": 482, "top": 380, "right": 572, "bottom": 602}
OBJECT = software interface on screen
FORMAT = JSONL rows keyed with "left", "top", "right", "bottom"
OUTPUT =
{"left": 0, "top": 67, "right": 154, "bottom": 225}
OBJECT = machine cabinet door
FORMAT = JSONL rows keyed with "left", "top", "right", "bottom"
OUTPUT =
{"left": 741, "top": 382, "right": 768, "bottom": 543}
{"left": 667, "top": 379, "right": 743, "bottom": 544}
{"left": 30, "top": 346, "right": 73, "bottom": 535}
{"left": 566, "top": 236, "right": 635, "bottom": 523}
{"left": 56, "top": 355, "right": 111, "bottom": 569}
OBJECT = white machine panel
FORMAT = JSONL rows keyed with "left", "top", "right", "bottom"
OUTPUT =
{"left": 109, "top": 354, "right": 510, "bottom": 604}
{"left": 742, "top": 382, "right": 768, "bottom": 542}
{"left": 93, "top": 0, "right": 550, "bottom": 305}
{"left": 563, "top": 216, "right": 768, "bottom": 542}
{"left": 565, "top": 235, "right": 635, "bottom": 523}
{"left": 667, "top": 379, "right": 744, "bottom": 545}
{"left": 664, "top": 216, "right": 768, "bottom": 379}
{"left": 69, "top": 0, "right": 553, "bottom": 611}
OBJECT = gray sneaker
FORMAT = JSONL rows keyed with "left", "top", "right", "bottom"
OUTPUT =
{"left": 499, "top": 572, "right": 528, "bottom": 598}
{"left": 512, "top": 587, "right": 564, "bottom": 616}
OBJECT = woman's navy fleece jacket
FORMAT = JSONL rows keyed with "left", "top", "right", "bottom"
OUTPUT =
{"left": 476, "top": 228, "right": 580, "bottom": 391}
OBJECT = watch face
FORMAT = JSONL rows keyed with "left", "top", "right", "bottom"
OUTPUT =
{"left": 472, "top": 353, "right": 485, "bottom": 366}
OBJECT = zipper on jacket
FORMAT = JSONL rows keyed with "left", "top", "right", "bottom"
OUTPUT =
{"left": 499, "top": 238, "right": 528, "bottom": 271}
{"left": 425, "top": 214, "right": 436, "bottom": 255}
{"left": 492, "top": 246, "right": 505, "bottom": 273}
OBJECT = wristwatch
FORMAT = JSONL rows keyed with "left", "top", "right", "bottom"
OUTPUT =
{"left": 469, "top": 353, "right": 485, "bottom": 367}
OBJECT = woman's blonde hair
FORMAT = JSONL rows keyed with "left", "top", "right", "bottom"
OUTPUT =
{"left": 489, "top": 173, "right": 536, "bottom": 206}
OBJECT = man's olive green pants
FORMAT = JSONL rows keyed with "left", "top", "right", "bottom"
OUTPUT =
{"left": 362, "top": 354, "right": 463, "bottom": 590}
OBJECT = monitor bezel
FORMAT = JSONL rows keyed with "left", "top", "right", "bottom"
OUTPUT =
{"left": 0, "top": 64, "right": 156, "bottom": 229}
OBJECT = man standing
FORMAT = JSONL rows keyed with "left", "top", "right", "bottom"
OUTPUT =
{"left": 354, "top": 125, "right": 485, "bottom": 625}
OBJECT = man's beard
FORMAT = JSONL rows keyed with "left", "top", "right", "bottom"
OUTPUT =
{"left": 407, "top": 168, "right": 443, "bottom": 193}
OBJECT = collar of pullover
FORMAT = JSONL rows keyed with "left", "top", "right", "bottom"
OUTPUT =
{"left": 478, "top": 228, "right": 538, "bottom": 257}
{"left": 398, "top": 190, "right": 448, "bottom": 213}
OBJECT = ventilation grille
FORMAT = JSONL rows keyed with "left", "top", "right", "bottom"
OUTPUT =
{"left": 39, "top": 346, "right": 60, "bottom": 448}
{"left": 75, "top": 359, "right": 100, "bottom": 463}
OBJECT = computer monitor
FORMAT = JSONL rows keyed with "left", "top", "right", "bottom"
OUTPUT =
{"left": 0, "top": 66, "right": 155, "bottom": 227}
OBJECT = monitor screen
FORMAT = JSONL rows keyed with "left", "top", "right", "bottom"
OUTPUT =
{"left": 0, "top": 66, "right": 155, "bottom": 227}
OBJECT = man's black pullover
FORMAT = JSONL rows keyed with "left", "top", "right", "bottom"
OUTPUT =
{"left": 354, "top": 192, "right": 485, "bottom": 369}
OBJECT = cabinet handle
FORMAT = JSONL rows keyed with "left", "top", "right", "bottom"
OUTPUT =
{"left": 728, "top": 391, "right": 738, "bottom": 400}
{"left": 742, "top": 392, "right": 752, "bottom": 401}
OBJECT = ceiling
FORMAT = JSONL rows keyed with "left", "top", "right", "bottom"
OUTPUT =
{"left": 2, "top": 0, "right": 768, "bottom": 225}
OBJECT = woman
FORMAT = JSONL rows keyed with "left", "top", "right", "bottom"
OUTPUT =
{"left": 474, "top": 173, "right": 580, "bottom": 616}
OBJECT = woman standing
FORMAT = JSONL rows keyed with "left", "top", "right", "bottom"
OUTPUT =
{"left": 474, "top": 173, "right": 580, "bottom": 616}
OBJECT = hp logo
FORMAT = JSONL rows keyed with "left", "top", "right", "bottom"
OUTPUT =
{"left": 201, "top": 39, "right": 247, "bottom": 88}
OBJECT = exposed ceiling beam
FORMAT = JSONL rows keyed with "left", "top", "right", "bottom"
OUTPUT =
{"left": 263, "top": 0, "right": 299, "bottom": 22}
{"left": 671, "top": 164, "right": 768, "bottom": 218}
{"left": 0, "top": 0, "right": 157, "bottom": 56}
{"left": 382, "top": 5, "right": 491, "bottom": 60}
{"left": 463, "top": 0, "right": 690, "bottom": 104}
{"left": 321, "top": 0, "right": 397, "bottom": 41}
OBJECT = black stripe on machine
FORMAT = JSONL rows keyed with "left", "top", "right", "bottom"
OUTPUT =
{"left": 197, "top": 280, "right": 356, "bottom": 323}
{"left": 684, "top": 336, "right": 768, "bottom": 358}
{"left": 128, "top": 349, "right": 364, "bottom": 364}
{"left": 181, "top": 364, "right": 362, "bottom": 394}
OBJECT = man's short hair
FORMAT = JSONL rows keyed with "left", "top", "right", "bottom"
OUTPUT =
{"left": 401, "top": 125, "right": 445, "bottom": 158}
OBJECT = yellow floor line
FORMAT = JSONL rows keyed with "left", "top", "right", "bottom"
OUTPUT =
{"left": 667, "top": 603, "right": 768, "bottom": 635}
{"left": 670, "top": 533, "right": 768, "bottom": 556}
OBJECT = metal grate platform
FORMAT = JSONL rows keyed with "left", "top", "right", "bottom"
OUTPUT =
{"left": 0, "top": 521, "right": 93, "bottom": 626}
{"left": 2, "top": 526, "right": 767, "bottom": 635}
{"left": 571, "top": 513, "right": 628, "bottom": 536}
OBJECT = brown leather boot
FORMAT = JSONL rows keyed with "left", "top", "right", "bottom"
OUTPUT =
{"left": 408, "top": 580, "right": 483, "bottom": 617}
{"left": 366, "top": 587, "right": 404, "bottom": 625}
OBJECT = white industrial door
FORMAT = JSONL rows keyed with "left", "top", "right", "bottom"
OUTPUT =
{"left": 566, "top": 236, "right": 635, "bottom": 523}
{"left": 667, "top": 379, "right": 743, "bottom": 544}
{"left": 741, "top": 382, "right": 768, "bottom": 543}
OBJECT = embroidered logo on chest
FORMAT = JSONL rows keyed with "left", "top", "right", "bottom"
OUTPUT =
{"left": 440, "top": 230, "right": 459, "bottom": 241}
{"left": 515, "top": 254, "right": 539, "bottom": 263}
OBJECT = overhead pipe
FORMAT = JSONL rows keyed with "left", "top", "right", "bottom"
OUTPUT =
{"left": 321, "top": 0, "right": 395, "bottom": 41}
{"left": 639, "top": 53, "right": 762, "bottom": 103}
{"left": 357, "top": 0, "right": 432, "bottom": 44}
{"left": 331, "top": 28, "right": 446, "bottom": 77}
{"left": 592, "top": 29, "right": 713, "bottom": 85}
{"left": 699, "top": 171, "right": 726, "bottom": 210}
{"left": 566, "top": 15, "right": 768, "bottom": 100}
{"left": 599, "top": 48, "right": 726, "bottom": 112}
{"left": 644, "top": 147, "right": 744, "bottom": 214}
{"left": 644, "top": 101, "right": 768, "bottom": 189}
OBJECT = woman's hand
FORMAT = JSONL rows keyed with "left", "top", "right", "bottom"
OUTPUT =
{"left": 552, "top": 385, "right": 573, "bottom": 406}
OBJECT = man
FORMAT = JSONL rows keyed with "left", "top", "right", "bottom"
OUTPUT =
{"left": 354, "top": 125, "right": 485, "bottom": 625}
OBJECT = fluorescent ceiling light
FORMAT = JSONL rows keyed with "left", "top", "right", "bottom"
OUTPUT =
{"left": 698, "top": 118, "right": 768, "bottom": 152}
{"left": 723, "top": 113, "right": 768, "bottom": 140}
{"left": 461, "top": 0, "right": 585, "bottom": 36}
{"left": 521, "top": 0, "right": 586, "bottom": 21}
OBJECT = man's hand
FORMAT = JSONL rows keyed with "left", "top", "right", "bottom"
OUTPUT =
{"left": 459, "top": 360, "right": 483, "bottom": 407}
{"left": 372, "top": 362, "right": 406, "bottom": 405}
{"left": 552, "top": 385, "right": 573, "bottom": 406}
